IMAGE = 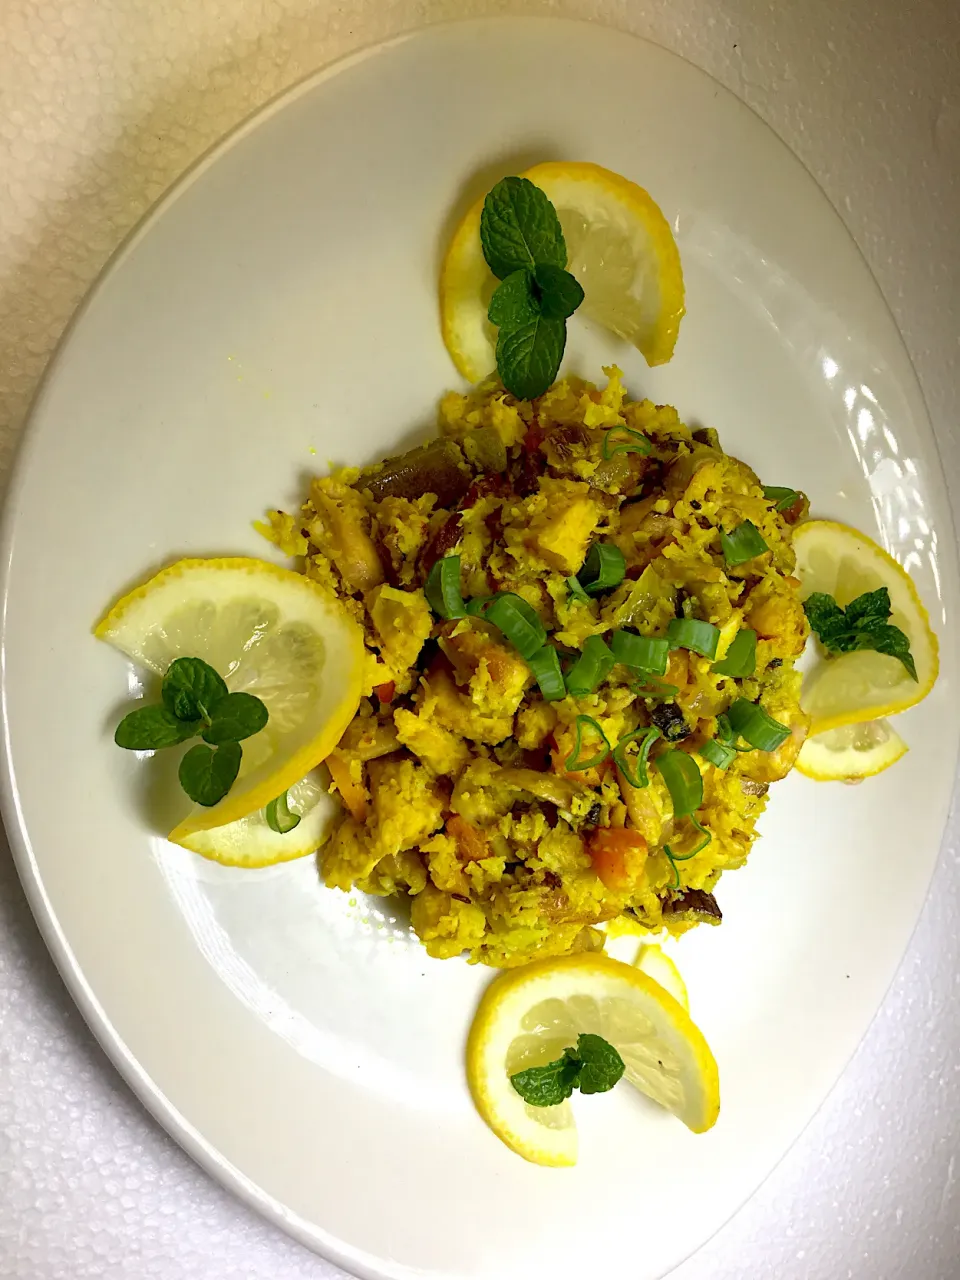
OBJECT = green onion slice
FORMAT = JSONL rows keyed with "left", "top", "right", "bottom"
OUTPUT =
{"left": 566, "top": 575, "right": 592, "bottom": 604}
{"left": 716, "top": 712, "right": 755, "bottom": 753}
{"left": 611, "top": 630, "right": 670, "bottom": 675}
{"left": 565, "top": 635, "right": 615, "bottom": 697}
{"left": 528, "top": 645, "right": 566, "bottom": 701}
{"left": 265, "top": 790, "right": 301, "bottom": 834}
{"left": 712, "top": 628, "right": 757, "bottom": 678}
{"left": 425, "top": 555, "right": 467, "bottom": 619}
{"left": 632, "top": 678, "right": 681, "bottom": 698}
{"left": 483, "top": 592, "right": 547, "bottom": 660}
{"left": 720, "top": 520, "right": 769, "bottom": 567}
{"left": 577, "top": 543, "right": 626, "bottom": 596}
{"left": 700, "top": 739, "right": 737, "bottom": 770}
{"left": 666, "top": 617, "right": 721, "bottom": 659}
{"left": 663, "top": 818, "right": 712, "bottom": 885}
{"left": 762, "top": 485, "right": 801, "bottom": 512}
{"left": 564, "top": 715, "right": 611, "bottom": 772}
{"left": 613, "top": 726, "right": 661, "bottom": 788}
{"left": 724, "top": 697, "right": 792, "bottom": 752}
{"left": 465, "top": 594, "right": 493, "bottom": 617}
{"left": 656, "top": 749, "right": 703, "bottom": 818}
{"left": 601, "top": 426, "right": 652, "bottom": 460}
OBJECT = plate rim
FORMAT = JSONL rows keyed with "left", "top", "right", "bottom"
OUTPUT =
{"left": 1, "top": 15, "right": 957, "bottom": 1279}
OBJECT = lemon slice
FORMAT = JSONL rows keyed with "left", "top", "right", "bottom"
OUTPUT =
{"left": 466, "top": 955, "right": 719, "bottom": 1167}
{"left": 794, "top": 520, "right": 939, "bottom": 733}
{"left": 634, "top": 943, "right": 690, "bottom": 1011}
{"left": 95, "top": 558, "right": 364, "bottom": 841}
{"left": 796, "top": 718, "right": 907, "bottom": 782}
{"left": 178, "top": 767, "right": 338, "bottom": 866}
{"left": 440, "top": 161, "right": 685, "bottom": 384}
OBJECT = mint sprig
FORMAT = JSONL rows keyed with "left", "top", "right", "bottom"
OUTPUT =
{"left": 480, "top": 176, "right": 584, "bottom": 401}
{"left": 114, "top": 656, "right": 269, "bottom": 806}
{"left": 509, "top": 1032, "right": 625, "bottom": 1108}
{"left": 804, "top": 586, "right": 918, "bottom": 681}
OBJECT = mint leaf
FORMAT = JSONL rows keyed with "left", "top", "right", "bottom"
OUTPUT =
{"left": 804, "top": 588, "right": 918, "bottom": 680}
{"left": 201, "top": 691, "right": 269, "bottom": 744}
{"left": 533, "top": 263, "right": 584, "bottom": 320}
{"left": 803, "top": 592, "right": 848, "bottom": 647}
{"left": 575, "top": 1033, "right": 625, "bottom": 1094}
{"left": 509, "top": 1033, "right": 625, "bottom": 1107}
{"left": 510, "top": 1047, "right": 582, "bottom": 1108}
{"left": 496, "top": 315, "right": 566, "bottom": 401}
{"left": 488, "top": 269, "right": 540, "bottom": 327}
{"left": 178, "top": 740, "right": 242, "bottom": 806}
{"left": 115, "top": 705, "right": 200, "bottom": 750}
{"left": 863, "top": 623, "right": 918, "bottom": 681}
{"left": 163, "top": 657, "right": 228, "bottom": 723}
{"left": 480, "top": 176, "right": 566, "bottom": 280}
{"left": 844, "top": 586, "right": 891, "bottom": 630}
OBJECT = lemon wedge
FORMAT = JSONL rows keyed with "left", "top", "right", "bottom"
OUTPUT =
{"left": 794, "top": 520, "right": 939, "bottom": 733}
{"left": 634, "top": 943, "right": 690, "bottom": 1011}
{"left": 178, "top": 767, "right": 338, "bottom": 866}
{"left": 95, "top": 558, "right": 364, "bottom": 842}
{"left": 466, "top": 955, "right": 719, "bottom": 1167}
{"left": 440, "top": 161, "right": 685, "bottom": 384}
{"left": 796, "top": 718, "right": 907, "bottom": 782}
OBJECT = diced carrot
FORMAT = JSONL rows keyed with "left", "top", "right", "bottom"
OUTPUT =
{"left": 375, "top": 680, "right": 396, "bottom": 704}
{"left": 587, "top": 827, "right": 648, "bottom": 893}
{"left": 447, "top": 814, "right": 491, "bottom": 863}
{"left": 326, "top": 751, "right": 368, "bottom": 823}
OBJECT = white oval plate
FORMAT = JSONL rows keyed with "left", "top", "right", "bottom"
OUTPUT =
{"left": 1, "top": 18, "right": 956, "bottom": 1280}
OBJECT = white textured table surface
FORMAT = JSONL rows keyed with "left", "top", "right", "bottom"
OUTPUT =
{"left": 1, "top": 3, "right": 958, "bottom": 1278}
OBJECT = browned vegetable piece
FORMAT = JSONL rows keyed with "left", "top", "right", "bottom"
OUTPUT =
{"left": 467, "top": 426, "right": 508, "bottom": 474}
{"left": 314, "top": 491, "right": 384, "bottom": 593}
{"left": 662, "top": 888, "right": 722, "bottom": 925}
{"left": 494, "top": 766, "right": 591, "bottom": 810}
{"left": 358, "top": 439, "right": 471, "bottom": 507}
{"left": 739, "top": 777, "right": 769, "bottom": 797}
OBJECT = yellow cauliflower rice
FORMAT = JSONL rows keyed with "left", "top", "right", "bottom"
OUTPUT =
{"left": 262, "top": 368, "right": 811, "bottom": 967}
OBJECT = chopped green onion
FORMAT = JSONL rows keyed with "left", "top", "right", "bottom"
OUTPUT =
{"left": 716, "top": 712, "right": 755, "bottom": 753}
{"left": 564, "top": 715, "right": 611, "bottom": 772}
{"left": 601, "top": 427, "right": 652, "bottom": 460}
{"left": 566, "top": 575, "right": 591, "bottom": 604}
{"left": 483, "top": 592, "right": 547, "bottom": 660}
{"left": 664, "top": 817, "right": 712, "bottom": 884}
{"left": 720, "top": 520, "right": 769, "bottom": 567}
{"left": 611, "top": 630, "right": 670, "bottom": 675}
{"left": 632, "top": 678, "right": 680, "bottom": 698}
{"left": 666, "top": 617, "right": 721, "bottom": 660}
{"left": 466, "top": 594, "right": 493, "bottom": 617}
{"left": 763, "top": 485, "right": 800, "bottom": 512}
{"left": 656, "top": 749, "right": 703, "bottom": 818}
{"left": 712, "top": 628, "right": 757, "bottom": 678}
{"left": 578, "top": 544, "right": 626, "bottom": 596}
{"left": 265, "top": 790, "right": 301, "bottom": 834}
{"left": 613, "top": 726, "right": 660, "bottom": 788}
{"left": 724, "top": 697, "right": 791, "bottom": 752}
{"left": 700, "top": 739, "right": 737, "bottom": 770}
{"left": 527, "top": 645, "right": 566, "bottom": 701}
{"left": 425, "top": 554, "right": 467, "bottom": 619}
{"left": 565, "top": 635, "right": 615, "bottom": 697}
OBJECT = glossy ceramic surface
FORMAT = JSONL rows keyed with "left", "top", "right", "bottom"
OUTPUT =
{"left": 1, "top": 19, "right": 955, "bottom": 1280}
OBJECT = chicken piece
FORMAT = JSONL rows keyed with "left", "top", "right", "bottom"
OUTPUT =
{"left": 311, "top": 480, "right": 384, "bottom": 593}
{"left": 524, "top": 482, "right": 602, "bottom": 574}
{"left": 366, "top": 758, "right": 445, "bottom": 860}
{"left": 367, "top": 584, "right": 433, "bottom": 675}
{"left": 450, "top": 758, "right": 518, "bottom": 826}
{"left": 393, "top": 707, "right": 470, "bottom": 778}
{"left": 439, "top": 622, "right": 532, "bottom": 716}
{"left": 419, "top": 663, "right": 514, "bottom": 745}
{"left": 410, "top": 883, "right": 487, "bottom": 960}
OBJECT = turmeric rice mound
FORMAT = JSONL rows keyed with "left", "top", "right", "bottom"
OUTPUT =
{"left": 262, "top": 368, "right": 810, "bottom": 967}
